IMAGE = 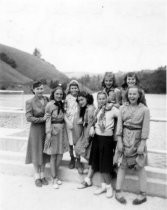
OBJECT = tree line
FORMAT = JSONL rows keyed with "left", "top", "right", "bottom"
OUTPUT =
{"left": 73, "top": 66, "right": 166, "bottom": 94}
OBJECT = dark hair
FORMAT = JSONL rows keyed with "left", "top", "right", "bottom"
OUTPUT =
{"left": 77, "top": 91, "right": 94, "bottom": 120}
{"left": 101, "top": 72, "right": 117, "bottom": 89}
{"left": 50, "top": 85, "right": 66, "bottom": 101}
{"left": 125, "top": 85, "right": 146, "bottom": 106}
{"left": 122, "top": 72, "right": 140, "bottom": 89}
{"left": 32, "top": 81, "right": 43, "bottom": 94}
{"left": 77, "top": 91, "right": 94, "bottom": 105}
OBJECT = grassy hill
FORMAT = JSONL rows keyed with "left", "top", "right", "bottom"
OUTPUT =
{"left": 0, "top": 60, "right": 32, "bottom": 84}
{"left": 0, "top": 44, "right": 68, "bottom": 86}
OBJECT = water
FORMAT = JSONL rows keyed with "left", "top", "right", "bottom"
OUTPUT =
{"left": 0, "top": 93, "right": 166, "bottom": 117}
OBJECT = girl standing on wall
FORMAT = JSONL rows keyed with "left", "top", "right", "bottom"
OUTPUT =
{"left": 25, "top": 81, "right": 49, "bottom": 187}
{"left": 75, "top": 91, "right": 95, "bottom": 174}
{"left": 43, "top": 85, "right": 68, "bottom": 189}
{"left": 120, "top": 72, "right": 147, "bottom": 106}
{"left": 114, "top": 85, "right": 150, "bottom": 205}
{"left": 102, "top": 72, "right": 121, "bottom": 108}
{"left": 65, "top": 80, "right": 82, "bottom": 169}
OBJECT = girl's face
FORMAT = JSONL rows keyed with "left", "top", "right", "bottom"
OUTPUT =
{"left": 97, "top": 93, "right": 107, "bottom": 107}
{"left": 127, "top": 76, "right": 136, "bottom": 87}
{"left": 54, "top": 89, "right": 63, "bottom": 101}
{"left": 104, "top": 77, "right": 114, "bottom": 88}
{"left": 70, "top": 85, "right": 79, "bottom": 97}
{"left": 78, "top": 96, "right": 87, "bottom": 108}
{"left": 33, "top": 85, "right": 44, "bottom": 97}
{"left": 128, "top": 87, "right": 139, "bottom": 105}
{"left": 108, "top": 91, "right": 116, "bottom": 102}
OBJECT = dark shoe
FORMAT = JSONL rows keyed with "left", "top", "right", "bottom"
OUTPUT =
{"left": 133, "top": 192, "right": 147, "bottom": 205}
{"left": 133, "top": 197, "right": 147, "bottom": 205}
{"left": 69, "top": 157, "right": 75, "bottom": 169}
{"left": 35, "top": 179, "right": 42, "bottom": 187}
{"left": 111, "top": 170, "right": 117, "bottom": 179}
{"left": 115, "top": 190, "right": 127, "bottom": 204}
{"left": 41, "top": 177, "right": 48, "bottom": 185}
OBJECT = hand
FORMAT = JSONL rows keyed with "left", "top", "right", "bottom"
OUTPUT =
{"left": 89, "top": 127, "right": 95, "bottom": 137}
{"left": 117, "top": 141, "right": 123, "bottom": 153}
{"left": 64, "top": 115, "right": 73, "bottom": 129}
{"left": 66, "top": 113, "right": 71, "bottom": 118}
{"left": 43, "top": 113, "right": 50, "bottom": 121}
{"left": 45, "top": 133, "right": 51, "bottom": 147}
{"left": 137, "top": 141, "right": 145, "bottom": 154}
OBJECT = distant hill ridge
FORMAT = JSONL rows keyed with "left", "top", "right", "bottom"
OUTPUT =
{"left": 0, "top": 43, "right": 68, "bottom": 85}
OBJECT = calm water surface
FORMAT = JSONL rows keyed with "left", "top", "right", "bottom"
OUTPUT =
{"left": 0, "top": 93, "right": 166, "bottom": 151}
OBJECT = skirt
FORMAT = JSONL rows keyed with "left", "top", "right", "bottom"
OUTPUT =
{"left": 43, "top": 123, "right": 69, "bottom": 155}
{"left": 74, "top": 126, "right": 91, "bottom": 160}
{"left": 89, "top": 134, "right": 114, "bottom": 174}
{"left": 25, "top": 123, "right": 50, "bottom": 165}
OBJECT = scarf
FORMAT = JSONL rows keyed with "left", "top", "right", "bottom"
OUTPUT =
{"left": 98, "top": 103, "right": 114, "bottom": 132}
{"left": 54, "top": 100, "right": 64, "bottom": 114}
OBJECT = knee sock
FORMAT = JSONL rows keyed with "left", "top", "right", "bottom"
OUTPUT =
{"left": 69, "top": 145, "right": 74, "bottom": 158}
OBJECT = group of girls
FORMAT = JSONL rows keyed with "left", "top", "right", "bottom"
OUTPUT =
{"left": 25, "top": 71, "right": 150, "bottom": 205}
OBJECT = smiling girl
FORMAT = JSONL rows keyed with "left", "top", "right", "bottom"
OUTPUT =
{"left": 74, "top": 91, "right": 95, "bottom": 174}
{"left": 121, "top": 72, "right": 147, "bottom": 106}
{"left": 88, "top": 91, "right": 119, "bottom": 198}
{"left": 102, "top": 72, "right": 121, "bottom": 107}
{"left": 25, "top": 81, "right": 49, "bottom": 187}
{"left": 65, "top": 80, "right": 81, "bottom": 169}
{"left": 43, "top": 85, "right": 68, "bottom": 189}
{"left": 114, "top": 86, "right": 150, "bottom": 205}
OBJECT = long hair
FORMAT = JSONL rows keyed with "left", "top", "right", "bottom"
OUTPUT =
{"left": 122, "top": 72, "right": 140, "bottom": 89}
{"left": 101, "top": 72, "right": 117, "bottom": 89}
{"left": 77, "top": 91, "right": 94, "bottom": 120}
{"left": 50, "top": 85, "right": 66, "bottom": 101}
{"left": 125, "top": 85, "right": 146, "bottom": 106}
{"left": 50, "top": 85, "right": 66, "bottom": 113}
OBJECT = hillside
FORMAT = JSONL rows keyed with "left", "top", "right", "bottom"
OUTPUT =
{"left": 0, "top": 60, "right": 32, "bottom": 84}
{"left": 0, "top": 44, "right": 68, "bottom": 85}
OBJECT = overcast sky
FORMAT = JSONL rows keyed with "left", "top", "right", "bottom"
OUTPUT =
{"left": 0, "top": 0, "right": 166, "bottom": 73}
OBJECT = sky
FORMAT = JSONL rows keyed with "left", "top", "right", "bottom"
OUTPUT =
{"left": 0, "top": 0, "right": 166, "bottom": 74}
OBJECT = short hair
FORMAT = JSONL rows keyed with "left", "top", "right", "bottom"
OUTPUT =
{"left": 101, "top": 72, "right": 117, "bottom": 88}
{"left": 122, "top": 72, "right": 140, "bottom": 89}
{"left": 97, "top": 91, "right": 108, "bottom": 99}
{"left": 50, "top": 85, "right": 66, "bottom": 100}
{"left": 66, "top": 80, "right": 80, "bottom": 95}
{"left": 32, "top": 81, "right": 43, "bottom": 89}
{"left": 77, "top": 91, "right": 94, "bottom": 105}
{"left": 125, "top": 85, "right": 145, "bottom": 105}
{"left": 32, "top": 81, "right": 43, "bottom": 94}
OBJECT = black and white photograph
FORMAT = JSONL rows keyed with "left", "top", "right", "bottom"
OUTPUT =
{"left": 0, "top": 0, "right": 166, "bottom": 209}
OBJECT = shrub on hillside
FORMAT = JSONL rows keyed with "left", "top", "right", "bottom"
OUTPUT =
{"left": 33, "top": 48, "right": 41, "bottom": 58}
{"left": 0, "top": 52, "right": 17, "bottom": 68}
